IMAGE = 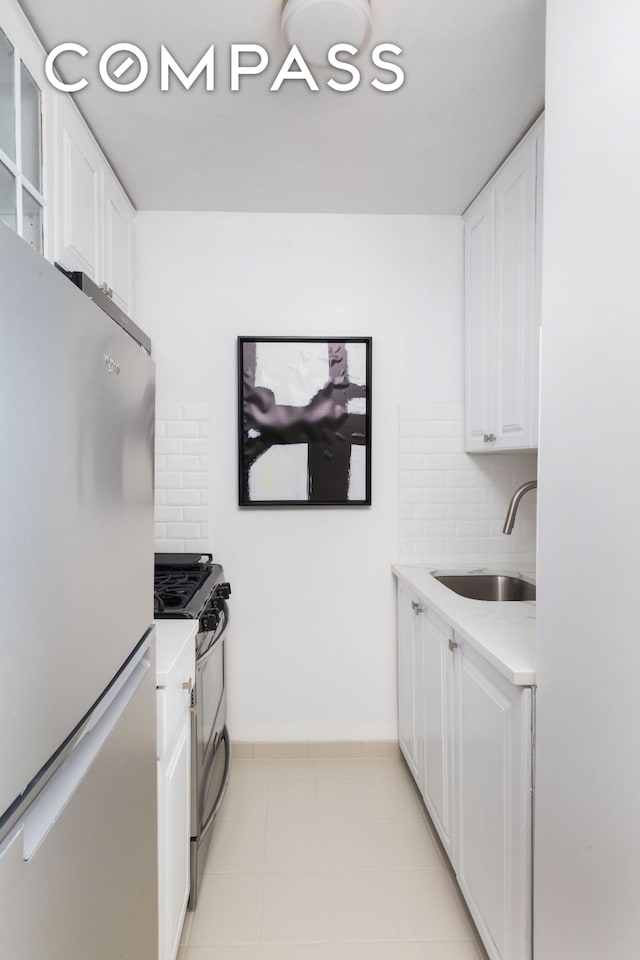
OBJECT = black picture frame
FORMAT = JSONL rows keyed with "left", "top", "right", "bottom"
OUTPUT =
{"left": 238, "top": 337, "right": 372, "bottom": 507}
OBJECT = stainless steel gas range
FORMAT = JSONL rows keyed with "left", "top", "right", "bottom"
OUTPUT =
{"left": 154, "top": 554, "right": 231, "bottom": 908}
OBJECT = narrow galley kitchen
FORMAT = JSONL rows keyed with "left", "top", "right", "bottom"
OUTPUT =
{"left": 179, "top": 752, "right": 485, "bottom": 960}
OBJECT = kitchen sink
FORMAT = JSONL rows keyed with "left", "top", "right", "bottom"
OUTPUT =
{"left": 432, "top": 573, "right": 536, "bottom": 602}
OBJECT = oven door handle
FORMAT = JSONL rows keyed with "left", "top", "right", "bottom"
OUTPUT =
{"left": 197, "top": 602, "right": 229, "bottom": 665}
{"left": 198, "top": 727, "right": 232, "bottom": 844}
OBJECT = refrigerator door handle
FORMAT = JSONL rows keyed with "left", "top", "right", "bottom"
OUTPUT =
{"left": 21, "top": 642, "right": 152, "bottom": 861}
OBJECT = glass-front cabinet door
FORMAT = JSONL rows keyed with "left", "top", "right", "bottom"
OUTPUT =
{"left": 0, "top": 27, "right": 44, "bottom": 253}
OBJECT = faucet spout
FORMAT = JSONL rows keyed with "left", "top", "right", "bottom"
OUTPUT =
{"left": 502, "top": 480, "right": 537, "bottom": 535}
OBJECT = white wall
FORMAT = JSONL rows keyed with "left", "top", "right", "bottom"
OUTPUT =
{"left": 535, "top": 3, "right": 640, "bottom": 957}
{"left": 135, "top": 212, "right": 464, "bottom": 741}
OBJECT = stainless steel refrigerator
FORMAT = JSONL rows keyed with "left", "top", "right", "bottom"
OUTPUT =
{"left": 0, "top": 222, "right": 158, "bottom": 958}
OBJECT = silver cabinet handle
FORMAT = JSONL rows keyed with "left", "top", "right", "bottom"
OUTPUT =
{"left": 182, "top": 678, "right": 192, "bottom": 694}
{"left": 448, "top": 638, "right": 459, "bottom": 653}
{"left": 483, "top": 433, "right": 497, "bottom": 443}
{"left": 411, "top": 600, "right": 424, "bottom": 616}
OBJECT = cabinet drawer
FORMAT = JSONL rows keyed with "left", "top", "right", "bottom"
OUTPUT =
{"left": 156, "top": 640, "right": 194, "bottom": 760}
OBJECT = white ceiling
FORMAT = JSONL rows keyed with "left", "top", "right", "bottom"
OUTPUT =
{"left": 21, "top": 0, "right": 545, "bottom": 214}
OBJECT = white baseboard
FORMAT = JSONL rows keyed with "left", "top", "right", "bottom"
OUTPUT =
{"left": 231, "top": 740, "right": 401, "bottom": 760}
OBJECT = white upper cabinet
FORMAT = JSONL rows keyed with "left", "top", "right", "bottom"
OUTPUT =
{"left": 103, "top": 166, "right": 135, "bottom": 316}
{"left": 0, "top": 8, "right": 45, "bottom": 256}
{"left": 0, "top": 0, "right": 136, "bottom": 313}
{"left": 53, "top": 95, "right": 136, "bottom": 314}
{"left": 54, "top": 95, "right": 101, "bottom": 278}
{"left": 464, "top": 116, "right": 544, "bottom": 452}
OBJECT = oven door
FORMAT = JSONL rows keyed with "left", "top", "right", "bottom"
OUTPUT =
{"left": 190, "top": 604, "right": 230, "bottom": 906}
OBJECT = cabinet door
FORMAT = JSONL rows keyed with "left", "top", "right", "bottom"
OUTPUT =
{"left": 464, "top": 188, "right": 496, "bottom": 452}
{"left": 455, "top": 646, "right": 532, "bottom": 960}
{"left": 397, "top": 584, "right": 420, "bottom": 782}
{"left": 418, "top": 608, "right": 455, "bottom": 860}
{"left": 103, "top": 168, "right": 135, "bottom": 316}
{"left": 494, "top": 133, "right": 537, "bottom": 450}
{"left": 54, "top": 97, "right": 101, "bottom": 279}
{"left": 158, "top": 718, "right": 191, "bottom": 960}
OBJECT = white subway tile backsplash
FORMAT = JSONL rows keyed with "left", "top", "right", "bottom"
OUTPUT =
{"left": 156, "top": 506, "right": 183, "bottom": 522}
{"left": 456, "top": 488, "right": 489, "bottom": 503}
{"left": 423, "top": 489, "right": 457, "bottom": 504}
{"left": 155, "top": 404, "right": 210, "bottom": 552}
{"left": 183, "top": 403, "right": 211, "bottom": 421}
{"left": 400, "top": 521, "right": 425, "bottom": 538}
{"left": 160, "top": 539, "right": 187, "bottom": 551}
{"left": 446, "top": 470, "right": 479, "bottom": 488}
{"left": 414, "top": 504, "right": 449, "bottom": 520}
{"left": 182, "top": 472, "right": 208, "bottom": 489}
{"left": 166, "top": 420, "right": 200, "bottom": 439}
{"left": 156, "top": 403, "right": 183, "bottom": 421}
{"left": 156, "top": 438, "right": 182, "bottom": 455}
{"left": 166, "top": 522, "right": 201, "bottom": 539}
{"left": 183, "top": 439, "right": 209, "bottom": 455}
{"left": 398, "top": 405, "right": 537, "bottom": 565}
{"left": 166, "top": 489, "right": 200, "bottom": 506}
{"left": 448, "top": 503, "right": 480, "bottom": 520}
{"left": 166, "top": 455, "right": 200, "bottom": 471}
{"left": 399, "top": 488, "right": 425, "bottom": 504}
{"left": 456, "top": 520, "right": 490, "bottom": 537}
{"left": 400, "top": 454, "right": 424, "bottom": 471}
{"left": 414, "top": 438, "right": 450, "bottom": 454}
{"left": 156, "top": 472, "right": 183, "bottom": 489}
{"left": 183, "top": 506, "right": 209, "bottom": 522}
{"left": 184, "top": 538, "right": 210, "bottom": 552}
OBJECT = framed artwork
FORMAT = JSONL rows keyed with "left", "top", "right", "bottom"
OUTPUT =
{"left": 238, "top": 337, "right": 372, "bottom": 507}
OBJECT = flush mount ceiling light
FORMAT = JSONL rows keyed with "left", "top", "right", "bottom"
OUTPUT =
{"left": 281, "top": 0, "right": 373, "bottom": 66}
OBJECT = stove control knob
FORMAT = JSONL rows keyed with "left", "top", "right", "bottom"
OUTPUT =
{"left": 217, "top": 582, "right": 231, "bottom": 600}
{"left": 201, "top": 609, "right": 220, "bottom": 633}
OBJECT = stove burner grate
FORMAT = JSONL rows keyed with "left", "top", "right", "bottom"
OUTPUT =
{"left": 154, "top": 569, "right": 211, "bottom": 615}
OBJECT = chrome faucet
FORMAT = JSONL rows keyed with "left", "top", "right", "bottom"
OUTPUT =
{"left": 502, "top": 480, "right": 537, "bottom": 534}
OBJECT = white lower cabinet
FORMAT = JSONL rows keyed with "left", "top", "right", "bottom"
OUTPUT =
{"left": 157, "top": 635, "right": 195, "bottom": 960}
{"left": 455, "top": 645, "right": 532, "bottom": 960}
{"left": 397, "top": 584, "right": 421, "bottom": 782}
{"left": 419, "top": 605, "right": 456, "bottom": 862}
{"left": 396, "top": 583, "right": 533, "bottom": 960}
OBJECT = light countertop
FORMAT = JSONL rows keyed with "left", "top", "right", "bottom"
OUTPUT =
{"left": 392, "top": 563, "right": 536, "bottom": 686}
{"left": 154, "top": 619, "right": 198, "bottom": 687}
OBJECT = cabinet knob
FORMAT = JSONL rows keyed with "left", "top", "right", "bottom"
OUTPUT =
{"left": 448, "top": 638, "right": 459, "bottom": 653}
{"left": 182, "top": 678, "right": 193, "bottom": 694}
{"left": 411, "top": 601, "right": 424, "bottom": 616}
{"left": 483, "top": 433, "right": 497, "bottom": 443}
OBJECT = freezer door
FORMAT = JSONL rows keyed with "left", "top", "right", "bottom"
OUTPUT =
{"left": 0, "top": 223, "right": 155, "bottom": 817}
{"left": 0, "top": 637, "right": 158, "bottom": 959}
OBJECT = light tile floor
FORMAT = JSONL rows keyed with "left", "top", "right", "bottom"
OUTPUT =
{"left": 178, "top": 757, "right": 488, "bottom": 960}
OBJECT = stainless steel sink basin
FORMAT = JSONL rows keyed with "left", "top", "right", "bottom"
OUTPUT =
{"left": 433, "top": 574, "right": 536, "bottom": 602}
